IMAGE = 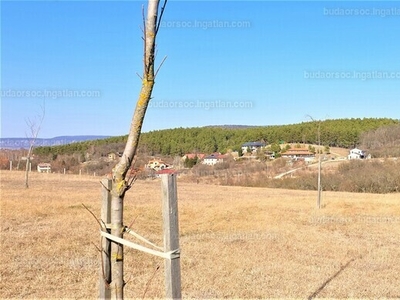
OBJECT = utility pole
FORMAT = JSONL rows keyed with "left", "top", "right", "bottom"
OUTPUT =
{"left": 317, "top": 121, "right": 322, "bottom": 209}
{"left": 306, "top": 115, "right": 322, "bottom": 209}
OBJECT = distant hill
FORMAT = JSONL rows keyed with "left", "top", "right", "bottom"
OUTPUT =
{"left": 203, "top": 125, "right": 262, "bottom": 130}
{"left": 0, "top": 136, "right": 111, "bottom": 149}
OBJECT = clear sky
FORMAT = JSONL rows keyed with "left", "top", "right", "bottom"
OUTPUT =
{"left": 1, "top": 1, "right": 400, "bottom": 138}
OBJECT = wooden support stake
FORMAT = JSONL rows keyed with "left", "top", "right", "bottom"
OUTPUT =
{"left": 100, "top": 179, "right": 112, "bottom": 299}
{"left": 161, "top": 174, "right": 182, "bottom": 299}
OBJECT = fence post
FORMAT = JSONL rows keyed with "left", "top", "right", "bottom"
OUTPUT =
{"left": 161, "top": 173, "right": 181, "bottom": 299}
{"left": 100, "top": 179, "right": 112, "bottom": 299}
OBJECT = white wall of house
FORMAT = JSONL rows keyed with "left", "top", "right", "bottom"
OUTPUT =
{"left": 203, "top": 158, "right": 217, "bottom": 165}
{"left": 147, "top": 161, "right": 167, "bottom": 170}
{"left": 203, "top": 157, "right": 224, "bottom": 165}
{"left": 348, "top": 148, "right": 366, "bottom": 159}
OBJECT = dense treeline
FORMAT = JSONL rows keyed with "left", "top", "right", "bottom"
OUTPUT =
{"left": 34, "top": 118, "right": 399, "bottom": 157}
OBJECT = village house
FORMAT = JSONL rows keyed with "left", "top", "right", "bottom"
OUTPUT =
{"left": 348, "top": 148, "right": 367, "bottom": 160}
{"left": 241, "top": 141, "right": 266, "bottom": 154}
{"left": 146, "top": 158, "right": 169, "bottom": 171}
{"left": 281, "top": 148, "right": 315, "bottom": 163}
{"left": 202, "top": 153, "right": 225, "bottom": 165}
{"left": 37, "top": 163, "right": 51, "bottom": 173}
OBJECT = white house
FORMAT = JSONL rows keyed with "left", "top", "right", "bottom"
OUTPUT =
{"left": 348, "top": 148, "right": 366, "bottom": 160}
{"left": 146, "top": 158, "right": 169, "bottom": 171}
{"left": 202, "top": 153, "right": 225, "bottom": 165}
{"left": 241, "top": 142, "right": 266, "bottom": 154}
{"left": 37, "top": 163, "right": 51, "bottom": 173}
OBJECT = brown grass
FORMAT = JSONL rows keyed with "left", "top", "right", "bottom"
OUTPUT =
{"left": 1, "top": 171, "right": 400, "bottom": 299}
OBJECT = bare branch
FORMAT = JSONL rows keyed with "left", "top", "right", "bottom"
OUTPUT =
{"left": 155, "top": 0, "right": 168, "bottom": 35}
{"left": 100, "top": 180, "right": 111, "bottom": 192}
{"left": 155, "top": 55, "right": 167, "bottom": 78}
{"left": 142, "top": 265, "right": 161, "bottom": 299}
{"left": 142, "top": 4, "right": 146, "bottom": 73}
{"left": 82, "top": 203, "right": 103, "bottom": 229}
{"left": 125, "top": 215, "right": 139, "bottom": 232}
{"left": 92, "top": 242, "right": 102, "bottom": 253}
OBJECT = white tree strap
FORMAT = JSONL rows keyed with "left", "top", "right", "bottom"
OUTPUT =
{"left": 124, "top": 227, "right": 164, "bottom": 251}
{"left": 100, "top": 231, "right": 180, "bottom": 260}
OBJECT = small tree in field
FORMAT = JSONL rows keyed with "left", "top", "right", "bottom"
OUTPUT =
{"left": 25, "top": 104, "right": 45, "bottom": 188}
{"left": 106, "top": 1, "right": 168, "bottom": 298}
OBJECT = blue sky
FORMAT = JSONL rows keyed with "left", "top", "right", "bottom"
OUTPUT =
{"left": 1, "top": 1, "right": 400, "bottom": 138}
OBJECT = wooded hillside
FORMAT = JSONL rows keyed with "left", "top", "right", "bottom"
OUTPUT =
{"left": 34, "top": 118, "right": 399, "bottom": 157}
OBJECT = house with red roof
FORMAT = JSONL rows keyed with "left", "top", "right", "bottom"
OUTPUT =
{"left": 281, "top": 148, "right": 315, "bottom": 162}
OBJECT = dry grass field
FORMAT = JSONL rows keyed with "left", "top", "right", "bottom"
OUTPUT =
{"left": 1, "top": 170, "right": 400, "bottom": 299}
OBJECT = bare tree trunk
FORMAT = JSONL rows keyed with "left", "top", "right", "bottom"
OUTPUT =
{"left": 25, "top": 148, "right": 32, "bottom": 188}
{"left": 109, "top": 1, "right": 166, "bottom": 298}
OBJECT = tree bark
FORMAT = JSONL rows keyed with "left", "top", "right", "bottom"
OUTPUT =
{"left": 25, "top": 155, "right": 31, "bottom": 188}
{"left": 25, "top": 151, "right": 31, "bottom": 188}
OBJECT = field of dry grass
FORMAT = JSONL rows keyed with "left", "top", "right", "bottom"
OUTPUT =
{"left": 1, "top": 170, "right": 400, "bottom": 299}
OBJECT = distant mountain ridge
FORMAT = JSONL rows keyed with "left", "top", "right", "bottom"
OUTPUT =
{"left": 0, "top": 135, "right": 111, "bottom": 149}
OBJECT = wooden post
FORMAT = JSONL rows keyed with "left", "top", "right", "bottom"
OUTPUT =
{"left": 161, "top": 174, "right": 181, "bottom": 299}
{"left": 317, "top": 155, "right": 322, "bottom": 209}
{"left": 9, "top": 161, "right": 12, "bottom": 171}
{"left": 100, "top": 179, "right": 112, "bottom": 299}
{"left": 317, "top": 121, "right": 322, "bottom": 209}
